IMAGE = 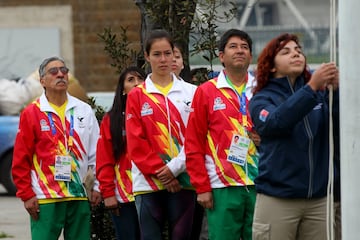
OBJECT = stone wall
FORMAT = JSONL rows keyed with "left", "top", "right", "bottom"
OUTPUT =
{"left": 0, "top": 0, "right": 142, "bottom": 92}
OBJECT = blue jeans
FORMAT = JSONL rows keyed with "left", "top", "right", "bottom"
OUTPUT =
{"left": 111, "top": 202, "right": 140, "bottom": 240}
{"left": 135, "top": 189, "right": 196, "bottom": 240}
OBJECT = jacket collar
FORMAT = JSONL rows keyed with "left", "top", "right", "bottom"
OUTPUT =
{"left": 39, "top": 92, "right": 77, "bottom": 113}
{"left": 268, "top": 75, "right": 305, "bottom": 92}
{"left": 144, "top": 73, "right": 183, "bottom": 94}
{"left": 215, "top": 69, "right": 256, "bottom": 99}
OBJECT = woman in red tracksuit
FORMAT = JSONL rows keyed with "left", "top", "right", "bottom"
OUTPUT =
{"left": 125, "top": 29, "right": 197, "bottom": 240}
{"left": 96, "top": 66, "right": 146, "bottom": 240}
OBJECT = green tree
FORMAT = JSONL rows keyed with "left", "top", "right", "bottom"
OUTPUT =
{"left": 136, "top": 0, "right": 237, "bottom": 77}
{"left": 190, "top": 0, "right": 237, "bottom": 72}
{"left": 98, "top": 26, "right": 139, "bottom": 73}
{"left": 136, "top": 0, "right": 197, "bottom": 79}
{"left": 98, "top": 1, "right": 238, "bottom": 79}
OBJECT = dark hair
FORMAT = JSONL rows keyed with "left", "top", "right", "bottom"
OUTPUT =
{"left": 144, "top": 29, "right": 174, "bottom": 55}
{"left": 218, "top": 29, "right": 253, "bottom": 53}
{"left": 174, "top": 42, "right": 183, "bottom": 55}
{"left": 109, "top": 66, "right": 146, "bottom": 160}
{"left": 173, "top": 42, "right": 187, "bottom": 79}
{"left": 253, "top": 33, "right": 311, "bottom": 94}
{"left": 190, "top": 67, "right": 208, "bottom": 86}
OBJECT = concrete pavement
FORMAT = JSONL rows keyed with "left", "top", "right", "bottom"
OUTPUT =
{"left": 0, "top": 185, "right": 30, "bottom": 240}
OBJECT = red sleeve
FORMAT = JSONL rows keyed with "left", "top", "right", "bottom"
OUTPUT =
{"left": 96, "top": 115, "right": 116, "bottom": 198}
{"left": 185, "top": 86, "right": 212, "bottom": 194}
{"left": 125, "top": 89, "right": 165, "bottom": 176}
{"left": 12, "top": 108, "right": 36, "bottom": 201}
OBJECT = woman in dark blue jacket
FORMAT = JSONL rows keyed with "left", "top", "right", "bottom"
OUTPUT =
{"left": 249, "top": 33, "right": 339, "bottom": 240}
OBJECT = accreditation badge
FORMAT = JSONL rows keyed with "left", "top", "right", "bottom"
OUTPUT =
{"left": 54, "top": 155, "right": 72, "bottom": 181}
{"left": 227, "top": 134, "right": 250, "bottom": 166}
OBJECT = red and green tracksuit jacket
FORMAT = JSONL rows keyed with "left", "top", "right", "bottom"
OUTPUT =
{"left": 96, "top": 114, "right": 134, "bottom": 203}
{"left": 125, "top": 74, "right": 197, "bottom": 193}
{"left": 12, "top": 93, "right": 99, "bottom": 202}
{"left": 185, "top": 70, "right": 259, "bottom": 194}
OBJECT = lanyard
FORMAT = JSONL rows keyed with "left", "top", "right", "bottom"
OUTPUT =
{"left": 224, "top": 73, "right": 249, "bottom": 129}
{"left": 48, "top": 108, "right": 74, "bottom": 151}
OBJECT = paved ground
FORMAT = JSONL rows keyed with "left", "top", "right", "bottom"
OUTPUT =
{"left": 0, "top": 185, "right": 30, "bottom": 240}
{"left": 0, "top": 184, "right": 208, "bottom": 240}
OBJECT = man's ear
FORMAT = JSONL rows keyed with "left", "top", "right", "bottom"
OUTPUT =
{"left": 270, "top": 68, "right": 276, "bottom": 73}
{"left": 40, "top": 77, "right": 45, "bottom": 87}
{"left": 218, "top": 51, "right": 224, "bottom": 64}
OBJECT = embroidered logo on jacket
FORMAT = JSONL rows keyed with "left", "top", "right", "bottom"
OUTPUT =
{"left": 77, "top": 116, "right": 86, "bottom": 128}
{"left": 184, "top": 100, "right": 191, "bottom": 106}
{"left": 183, "top": 100, "right": 193, "bottom": 113}
{"left": 141, "top": 102, "right": 153, "bottom": 116}
{"left": 40, "top": 119, "right": 50, "bottom": 131}
{"left": 313, "top": 103, "right": 323, "bottom": 110}
{"left": 259, "top": 109, "right": 269, "bottom": 122}
{"left": 213, "top": 97, "right": 226, "bottom": 111}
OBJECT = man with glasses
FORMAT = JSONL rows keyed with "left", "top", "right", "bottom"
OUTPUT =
{"left": 12, "top": 56, "right": 101, "bottom": 239}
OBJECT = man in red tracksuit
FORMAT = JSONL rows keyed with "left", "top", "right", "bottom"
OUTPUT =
{"left": 12, "top": 56, "right": 101, "bottom": 239}
{"left": 185, "top": 29, "right": 260, "bottom": 240}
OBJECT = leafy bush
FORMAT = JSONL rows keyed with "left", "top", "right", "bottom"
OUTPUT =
{"left": 91, "top": 202, "right": 116, "bottom": 240}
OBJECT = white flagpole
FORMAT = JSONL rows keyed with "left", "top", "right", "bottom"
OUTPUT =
{"left": 339, "top": 0, "right": 360, "bottom": 239}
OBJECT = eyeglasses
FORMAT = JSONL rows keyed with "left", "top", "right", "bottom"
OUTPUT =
{"left": 46, "top": 66, "right": 69, "bottom": 75}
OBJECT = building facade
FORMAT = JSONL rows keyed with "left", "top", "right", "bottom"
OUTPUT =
{"left": 0, "top": 0, "right": 142, "bottom": 92}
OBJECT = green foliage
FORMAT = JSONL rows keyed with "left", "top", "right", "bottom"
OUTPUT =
{"left": 141, "top": 0, "right": 237, "bottom": 74}
{"left": 144, "top": 0, "right": 196, "bottom": 47}
{"left": 98, "top": 26, "right": 139, "bottom": 73}
{"left": 141, "top": 0, "right": 197, "bottom": 78}
{"left": 0, "top": 232, "right": 13, "bottom": 238}
{"left": 90, "top": 202, "right": 116, "bottom": 240}
{"left": 87, "top": 96, "right": 106, "bottom": 123}
{"left": 190, "top": 0, "right": 237, "bottom": 72}
{"left": 98, "top": 1, "right": 238, "bottom": 80}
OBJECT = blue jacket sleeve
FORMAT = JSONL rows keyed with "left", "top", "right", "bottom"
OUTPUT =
{"left": 249, "top": 85, "right": 320, "bottom": 137}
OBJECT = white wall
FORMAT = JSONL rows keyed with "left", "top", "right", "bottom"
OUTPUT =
{"left": 0, "top": 6, "right": 73, "bottom": 79}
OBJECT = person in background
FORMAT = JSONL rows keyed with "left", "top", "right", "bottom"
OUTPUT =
{"left": 126, "top": 29, "right": 197, "bottom": 240}
{"left": 96, "top": 66, "right": 146, "bottom": 240}
{"left": 12, "top": 56, "right": 101, "bottom": 239}
{"left": 171, "top": 43, "right": 185, "bottom": 80}
{"left": 185, "top": 29, "right": 260, "bottom": 240}
{"left": 249, "top": 33, "right": 339, "bottom": 240}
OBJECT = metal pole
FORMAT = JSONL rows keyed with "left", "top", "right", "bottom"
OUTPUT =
{"left": 339, "top": 0, "right": 360, "bottom": 239}
{"left": 282, "top": 0, "right": 319, "bottom": 48}
{"left": 239, "top": 0, "right": 256, "bottom": 29}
